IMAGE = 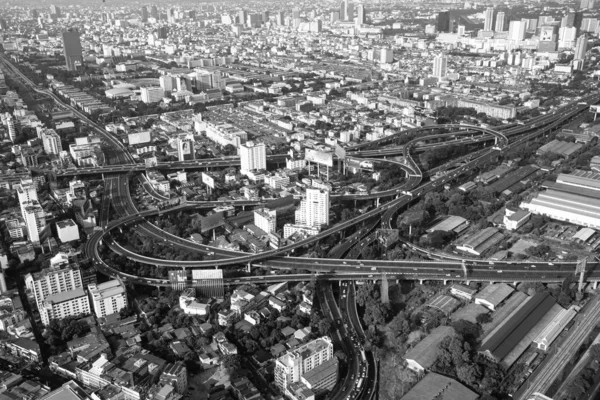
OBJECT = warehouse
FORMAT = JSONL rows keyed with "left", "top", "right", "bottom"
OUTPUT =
{"left": 489, "top": 165, "right": 539, "bottom": 195}
{"left": 400, "top": 372, "right": 479, "bottom": 400}
{"left": 474, "top": 283, "right": 515, "bottom": 311}
{"left": 427, "top": 215, "right": 469, "bottom": 234}
{"left": 533, "top": 305, "right": 578, "bottom": 351}
{"left": 556, "top": 170, "right": 600, "bottom": 192}
{"left": 479, "top": 292, "right": 556, "bottom": 362}
{"left": 536, "top": 139, "right": 582, "bottom": 157}
{"left": 521, "top": 189, "right": 600, "bottom": 229}
{"left": 404, "top": 326, "right": 454, "bottom": 373}
{"left": 456, "top": 227, "right": 505, "bottom": 256}
{"left": 427, "top": 295, "right": 461, "bottom": 314}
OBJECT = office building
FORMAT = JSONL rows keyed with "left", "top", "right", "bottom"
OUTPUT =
{"left": 40, "top": 288, "right": 90, "bottom": 326}
{"left": 495, "top": 12, "right": 506, "bottom": 32}
{"left": 150, "top": 5, "right": 158, "bottom": 19}
{"left": 380, "top": 48, "right": 393, "bottom": 63}
{"left": 275, "top": 337, "right": 336, "bottom": 399}
{"left": 140, "top": 87, "right": 164, "bottom": 104}
{"left": 436, "top": 11, "right": 454, "bottom": 33}
{"left": 50, "top": 5, "right": 61, "bottom": 17}
{"left": 30, "top": 9, "right": 38, "bottom": 19}
{"left": 62, "top": 29, "right": 83, "bottom": 71}
{"left": 87, "top": 280, "right": 128, "bottom": 318}
{"left": 23, "top": 201, "right": 45, "bottom": 244}
{"left": 238, "top": 10, "right": 247, "bottom": 25}
{"left": 508, "top": 20, "right": 526, "bottom": 41}
{"left": 340, "top": 0, "right": 353, "bottom": 21}
{"left": 254, "top": 208, "right": 277, "bottom": 234}
{"left": 356, "top": 4, "right": 365, "bottom": 26}
{"left": 240, "top": 141, "right": 266, "bottom": 174}
{"left": 574, "top": 33, "right": 588, "bottom": 65}
{"left": 156, "top": 26, "right": 168, "bottom": 39}
{"left": 0, "top": 19, "right": 7, "bottom": 31}
{"left": 433, "top": 54, "right": 447, "bottom": 79}
{"left": 581, "top": 0, "right": 596, "bottom": 8}
{"left": 4, "top": 114, "right": 20, "bottom": 143}
{"left": 41, "top": 128, "right": 62, "bottom": 155}
{"left": 15, "top": 179, "right": 38, "bottom": 216}
{"left": 159, "top": 362, "right": 188, "bottom": 395}
{"left": 159, "top": 75, "right": 176, "bottom": 94}
{"left": 141, "top": 6, "right": 148, "bottom": 22}
{"left": 25, "top": 265, "right": 83, "bottom": 312}
{"left": 295, "top": 188, "right": 330, "bottom": 228}
{"left": 483, "top": 7, "right": 494, "bottom": 31}
{"left": 276, "top": 11, "right": 285, "bottom": 25}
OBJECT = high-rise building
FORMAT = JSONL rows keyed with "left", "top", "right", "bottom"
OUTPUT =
{"left": 240, "top": 141, "right": 266, "bottom": 174}
{"left": 508, "top": 20, "right": 526, "bottom": 41}
{"left": 295, "top": 188, "right": 330, "bottom": 228}
{"left": 275, "top": 337, "right": 337, "bottom": 399}
{"left": 30, "top": 9, "right": 39, "bottom": 19}
{"left": 87, "top": 280, "right": 128, "bottom": 319}
{"left": 5, "top": 114, "right": 20, "bottom": 142}
{"left": 495, "top": 12, "right": 506, "bottom": 32}
{"left": 483, "top": 7, "right": 494, "bottom": 31}
{"left": 151, "top": 5, "right": 159, "bottom": 19}
{"left": 25, "top": 265, "right": 83, "bottom": 313}
{"left": 40, "top": 288, "right": 90, "bottom": 326}
{"left": 331, "top": 11, "right": 340, "bottom": 22}
{"left": 157, "top": 26, "right": 168, "bottom": 39}
{"left": 0, "top": 19, "right": 8, "bottom": 31}
{"left": 356, "top": 4, "right": 365, "bottom": 26}
{"left": 262, "top": 11, "right": 270, "bottom": 23}
{"left": 562, "top": 13, "right": 576, "bottom": 28}
{"left": 15, "top": 178, "right": 38, "bottom": 216}
{"left": 581, "top": 17, "right": 599, "bottom": 32}
{"left": 41, "top": 128, "right": 62, "bottom": 155}
{"left": 380, "top": 48, "right": 393, "bottom": 63}
{"left": 292, "top": 9, "right": 301, "bottom": 19}
{"left": 340, "top": 0, "right": 353, "bottom": 21}
{"left": 50, "top": 5, "right": 61, "bottom": 18}
{"left": 23, "top": 201, "right": 45, "bottom": 244}
{"left": 238, "top": 10, "right": 247, "bottom": 25}
{"left": 160, "top": 75, "right": 176, "bottom": 94}
{"left": 140, "top": 87, "right": 164, "bottom": 104}
{"left": 141, "top": 6, "right": 149, "bottom": 22}
{"left": 559, "top": 26, "right": 578, "bottom": 47}
{"left": 62, "top": 29, "right": 83, "bottom": 71}
{"left": 574, "top": 33, "right": 588, "bottom": 69}
{"left": 433, "top": 54, "right": 447, "bottom": 79}
{"left": 277, "top": 11, "right": 285, "bottom": 25}
{"left": 254, "top": 208, "right": 277, "bottom": 234}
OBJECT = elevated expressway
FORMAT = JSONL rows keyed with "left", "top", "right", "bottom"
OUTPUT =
{"left": 85, "top": 95, "right": 600, "bottom": 287}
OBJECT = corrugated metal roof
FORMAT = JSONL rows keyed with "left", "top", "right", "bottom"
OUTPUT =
{"left": 475, "top": 283, "right": 515, "bottom": 307}
{"left": 404, "top": 326, "right": 454, "bottom": 369}
{"left": 533, "top": 305, "right": 578, "bottom": 349}
{"left": 479, "top": 292, "right": 556, "bottom": 361}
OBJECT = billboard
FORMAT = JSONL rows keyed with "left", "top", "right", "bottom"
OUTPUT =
{"left": 202, "top": 172, "right": 215, "bottom": 189}
{"left": 539, "top": 26, "right": 556, "bottom": 42}
{"left": 335, "top": 144, "right": 346, "bottom": 160}
{"left": 305, "top": 149, "right": 334, "bottom": 167}
{"left": 347, "top": 158, "right": 374, "bottom": 171}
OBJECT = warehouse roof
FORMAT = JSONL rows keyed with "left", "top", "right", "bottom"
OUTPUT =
{"left": 457, "top": 227, "right": 504, "bottom": 255}
{"left": 428, "top": 295, "right": 461, "bottom": 314}
{"left": 550, "top": 182, "right": 600, "bottom": 200}
{"left": 404, "top": 326, "right": 454, "bottom": 370}
{"left": 533, "top": 305, "right": 578, "bottom": 349}
{"left": 427, "top": 216, "right": 468, "bottom": 233}
{"left": 479, "top": 292, "right": 556, "bottom": 361}
{"left": 475, "top": 283, "right": 515, "bottom": 307}
{"left": 557, "top": 169, "right": 600, "bottom": 191}
{"left": 400, "top": 372, "right": 479, "bottom": 400}
{"left": 526, "top": 190, "right": 600, "bottom": 220}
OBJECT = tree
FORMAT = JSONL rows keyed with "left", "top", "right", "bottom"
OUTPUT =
{"left": 318, "top": 318, "right": 333, "bottom": 336}
{"left": 221, "top": 354, "right": 241, "bottom": 375}
{"left": 475, "top": 313, "right": 492, "bottom": 325}
{"left": 590, "top": 343, "right": 600, "bottom": 360}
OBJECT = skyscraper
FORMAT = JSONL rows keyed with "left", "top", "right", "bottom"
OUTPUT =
{"left": 495, "top": 12, "right": 506, "bottom": 32}
{"left": 238, "top": 10, "right": 247, "bottom": 26}
{"left": 562, "top": 13, "right": 575, "bottom": 28}
{"left": 437, "top": 11, "right": 452, "bottom": 33}
{"left": 433, "top": 54, "right": 447, "bottom": 79}
{"left": 240, "top": 141, "right": 266, "bottom": 174}
{"left": 340, "top": 0, "right": 353, "bottom": 21}
{"left": 25, "top": 265, "right": 83, "bottom": 310}
{"left": 508, "top": 20, "right": 526, "bottom": 41}
{"left": 30, "top": 9, "right": 39, "bottom": 19}
{"left": 484, "top": 7, "right": 494, "bottom": 31}
{"left": 50, "top": 5, "right": 61, "bottom": 18}
{"left": 276, "top": 11, "right": 285, "bottom": 25}
{"left": 151, "top": 5, "right": 159, "bottom": 19}
{"left": 141, "top": 6, "right": 149, "bottom": 22}
{"left": 356, "top": 4, "right": 365, "bottom": 26}
{"left": 574, "top": 33, "right": 588, "bottom": 65}
{"left": 23, "top": 201, "right": 45, "bottom": 243}
{"left": 295, "top": 188, "right": 330, "bottom": 228}
{"left": 62, "top": 29, "right": 83, "bottom": 71}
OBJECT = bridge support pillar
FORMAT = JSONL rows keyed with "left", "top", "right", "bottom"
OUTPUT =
{"left": 396, "top": 280, "right": 399, "bottom": 284}
{"left": 375, "top": 198, "right": 380, "bottom": 207}
{"left": 594, "top": 281, "right": 598, "bottom": 290}
{"left": 513, "top": 282, "right": 519, "bottom": 286}
{"left": 242, "top": 206, "right": 246, "bottom": 211}
{"left": 443, "top": 280, "right": 447, "bottom": 285}
{"left": 419, "top": 279, "right": 423, "bottom": 285}
{"left": 247, "top": 262, "right": 251, "bottom": 273}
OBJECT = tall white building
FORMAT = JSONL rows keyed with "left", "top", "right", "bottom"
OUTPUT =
{"left": 41, "top": 128, "right": 63, "bottom": 155}
{"left": 88, "top": 280, "right": 128, "bottom": 318}
{"left": 433, "top": 54, "right": 447, "bottom": 79}
{"left": 25, "top": 265, "right": 83, "bottom": 313}
{"left": 160, "top": 75, "right": 176, "bottom": 94}
{"left": 355, "top": 4, "right": 365, "bottom": 26}
{"left": 22, "top": 201, "right": 45, "bottom": 244}
{"left": 483, "top": 7, "right": 494, "bottom": 31}
{"left": 296, "top": 188, "right": 329, "bottom": 228}
{"left": 380, "top": 48, "right": 393, "bottom": 63}
{"left": 340, "top": 0, "right": 353, "bottom": 21}
{"left": 239, "top": 141, "right": 266, "bottom": 174}
{"left": 508, "top": 20, "right": 526, "bottom": 41}
{"left": 495, "top": 12, "right": 506, "bottom": 32}
{"left": 275, "top": 337, "right": 337, "bottom": 398}
{"left": 15, "top": 179, "right": 38, "bottom": 215}
{"left": 140, "top": 87, "right": 164, "bottom": 103}
{"left": 176, "top": 138, "right": 194, "bottom": 161}
{"left": 4, "top": 114, "right": 20, "bottom": 143}
{"left": 40, "top": 288, "right": 90, "bottom": 325}
{"left": 254, "top": 208, "right": 277, "bottom": 234}
{"left": 574, "top": 34, "right": 588, "bottom": 64}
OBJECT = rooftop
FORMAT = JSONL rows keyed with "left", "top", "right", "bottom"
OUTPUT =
{"left": 43, "top": 288, "right": 86, "bottom": 305}
{"left": 400, "top": 372, "right": 479, "bottom": 400}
